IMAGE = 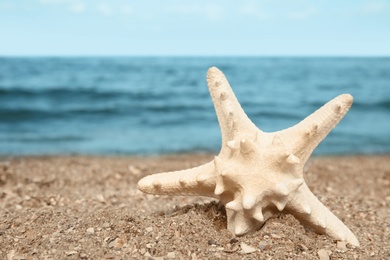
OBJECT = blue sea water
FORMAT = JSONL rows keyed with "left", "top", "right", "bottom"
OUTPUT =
{"left": 0, "top": 57, "right": 389, "bottom": 155}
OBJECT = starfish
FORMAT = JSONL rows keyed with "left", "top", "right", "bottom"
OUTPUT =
{"left": 138, "top": 67, "right": 359, "bottom": 246}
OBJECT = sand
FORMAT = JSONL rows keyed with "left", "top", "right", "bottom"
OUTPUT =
{"left": 0, "top": 154, "right": 389, "bottom": 259}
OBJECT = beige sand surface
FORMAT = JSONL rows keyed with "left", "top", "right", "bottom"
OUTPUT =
{"left": 0, "top": 155, "right": 389, "bottom": 259}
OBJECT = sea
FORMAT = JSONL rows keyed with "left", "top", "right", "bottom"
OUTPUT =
{"left": 0, "top": 57, "right": 389, "bottom": 156}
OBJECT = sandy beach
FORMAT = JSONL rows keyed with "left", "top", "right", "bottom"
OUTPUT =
{"left": 1, "top": 154, "right": 389, "bottom": 259}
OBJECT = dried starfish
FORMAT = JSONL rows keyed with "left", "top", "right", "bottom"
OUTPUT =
{"left": 138, "top": 67, "right": 359, "bottom": 246}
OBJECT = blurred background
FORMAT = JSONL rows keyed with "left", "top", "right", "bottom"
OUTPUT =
{"left": 0, "top": 0, "right": 389, "bottom": 155}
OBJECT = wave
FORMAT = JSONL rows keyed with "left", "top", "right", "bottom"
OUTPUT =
{"left": 352, "top": 100, "right": 390, "bottom": 110}
{"left": 0, "top": 86, "right": 211, "bottom": 113}
{"left": 0, "top": 102, "right": 214, "bottom": 123}
{"left": 0, "top": 107, "right": 123, "bottom": 122}
{"left": 306, "top": 99, "right": 390, "bottom": 110}
{"left": 0, "top": 87, "right": 178, "bottom": 100}
{"left": 2, "top": 135, "right": 87, "bottom": 143}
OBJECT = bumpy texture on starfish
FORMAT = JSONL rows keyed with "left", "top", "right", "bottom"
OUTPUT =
{"left": 138, "top": 67, "right": 359, "bottom": 246}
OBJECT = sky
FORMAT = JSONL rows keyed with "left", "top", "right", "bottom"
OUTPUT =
{"left": 0, "top": 0, "right": 389, "bottom": 56}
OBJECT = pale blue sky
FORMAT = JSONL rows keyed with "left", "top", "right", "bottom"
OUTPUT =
{"left": 0, "top": 0, "right": 389, "bottom": 56}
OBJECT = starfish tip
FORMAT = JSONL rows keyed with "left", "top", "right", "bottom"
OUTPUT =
{"left": 137, "top": 176, "right": 152, "bottom": 192}
{"left": 207, "top": 66, "right": 221, "bottom": 75}
{"left": 343, "top": 93, "right": 353, "bottom": 101}
{"left": 339, "top": 93, "right": 353, "bottom": 108}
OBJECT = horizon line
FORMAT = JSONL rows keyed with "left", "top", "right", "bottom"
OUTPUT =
{"left": 1, "top": 54, "right": 390, "bottom": 58}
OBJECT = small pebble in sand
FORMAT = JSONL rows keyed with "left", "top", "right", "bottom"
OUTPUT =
{"left": 66, "top": 251, "right": 78, "bottom": 256}
{"left": 337, "top": 241, "right": 348, "bottom": 252}
{"left": 102, "top": 222, "right": 110, "bottom": 228}
{"left": 128, "top": 165, "right": 141, "bottom": 175}
{"left": 297, "top": 243, "right": 308, "bottom": 251}
{"left": 240, "top": 242, "right": 257, "bottom": 254}
{"left": 208, "top": 239, "right": 217, "bottom": 245}
{"left": 229, "top": 238, "right": 238, "bottom": 244}
{"left": 96, "top": 194, "right": 105, "bottom": 202}
{"left": 145, "top": 226, "right": 153, "bottom": 233}
{"left": 86, "top": 228, "right": 95, "bottom": 234}
{"left": 167, "top": 252, "right": 176, "bottom": 258}
{"left": 108, "top": 238, "right": 124, "bottom": 248}
{"left": 258, "top": 241, "right": 271, "bottom": 251}
{"left": 317, "top": 249, "right": 331, "bottom": 260}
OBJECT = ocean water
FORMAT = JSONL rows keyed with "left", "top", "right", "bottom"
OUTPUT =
{"left": 0, "top": 57, "right": 389, "bottom": 156}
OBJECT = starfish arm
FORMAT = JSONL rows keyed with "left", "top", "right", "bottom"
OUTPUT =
{"left": 137, "top": 161, "right": 216, "bottom": 197}
{"left": 206, "top": 67, "right": 259, "bottom": 157}
{"left": 278, "top": 94, "right": 353, "bottom": 164}
{"left": 287, "top": 183, "right": 359, "bottom": 246}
